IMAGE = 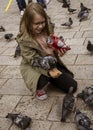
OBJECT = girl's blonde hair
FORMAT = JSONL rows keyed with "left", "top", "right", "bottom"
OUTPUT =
{"left": 19, "top": 2, "right": 50, "bottom": 38}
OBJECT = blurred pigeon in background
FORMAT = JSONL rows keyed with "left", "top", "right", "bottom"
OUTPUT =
{"left": 14, "top": 44, "right": 21, "bottom": 58}
{"left": 4, "top": 33, "right": 13, "bottom": 41}
{"left": 0, "top": 26, "right": 5, "bottom": 32}
{"left": 87, "top": 41, "right": 93, "bottom": 53}
{"left": 61, "top": 17, "right": 73, "bottom": 28}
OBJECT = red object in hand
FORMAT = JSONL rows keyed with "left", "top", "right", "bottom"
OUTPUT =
{"left": 47, "top": 34, "right": 71, "bottom": 52}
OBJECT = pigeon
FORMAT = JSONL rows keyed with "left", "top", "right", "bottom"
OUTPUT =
{"left": 4, "top": 33, "right": 13, "bottom": 41}
{"left": 78, "top": 10, "right": 89, "bottom": 22}
{"left": 61, "top": 87, "right": 75, "bottom": 122}
{"left": 14, "top": 45, "right": 21, "bottom": 58}
{"left": 6, "top": 113, "right": 31, "bottom": 130}
{"left": 32, "top": 56, "right": 57, "bottom": 70}
{"left": 62, "top": 0, "right": 70, "bottom": 8}
{"left": 0, "top": 26, "right": 5, "bottom": 32}
{"left": 68, "top": 6, "right": 77, "bottom": 13}
{"left": 77, "top": 86, "right": 93, "bottom": 107}
{"left": 61, "top": 17, "right": 73, "bottom": 28}
{"left": 87, "top": 41, "right": 93, "bottom": 53}
{"left": 80, "top": 3, "right": 91, "bottom": 12}
{"left": 74, "top": 109, "right": 92, "bottom": 130}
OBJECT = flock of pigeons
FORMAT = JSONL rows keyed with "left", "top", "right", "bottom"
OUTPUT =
{"left": 59, "top": 0, "right": 93, "bottom": 54}
{"left": 61, "top": 85, "right": 93, "bottom": 130}
{"left": 61, "top": 0, "right": 91, "bottom": 27}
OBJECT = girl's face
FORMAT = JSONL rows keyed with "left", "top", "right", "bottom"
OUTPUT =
{"left": 32, "top": 13, "right": 46, "bottom": 34}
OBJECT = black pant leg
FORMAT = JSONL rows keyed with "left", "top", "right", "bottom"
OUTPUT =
{"left": 37, "top": 74, "right": 50, "bottom": 90}
{"left": 50, "top": 73, "right": 77, "bottom": 93}
{"left": 16, "top": 0, "right": 23, "bottom": 11}
{"left": 22, "top": 0, "right": 26, "bottom": 8}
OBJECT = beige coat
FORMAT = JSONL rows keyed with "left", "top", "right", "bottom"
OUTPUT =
{"left": 16, "top": 33, "right": 73, "bottom": 97}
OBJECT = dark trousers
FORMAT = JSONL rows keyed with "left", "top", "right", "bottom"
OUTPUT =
{"left": 37, "top": 63, "right": 77, "bottom": 93}
{"left": 37, "top": 0, "right": 44, "bottom": 3}
{"left": 16, "top": 0, "right": 26, "bottom": 11}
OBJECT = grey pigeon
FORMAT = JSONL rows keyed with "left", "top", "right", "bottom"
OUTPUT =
{"left": 32, "top": 56, "right": 57, "bottom": 70}
{"left": 77, "top": 85, "right": 93, "bottom": 107}
{"left": 4, "top": 33, "right": 13, "bottom": 41}
{"left": 61, "top": 87, "right": 75, "bottom": 122}
{"left": 6, "top": 113, "right": 31, "bottom": 130}
{"left": 78, "top": 10, "right": 89, "bottom": 22}
{"left": 62, "top": 0, "right": 70, "bottom": 8}
{"left": 0, "top": 26, "right": 5, "bottom": 32}
{"left": 80, "top": 3, "right": 91, "bottom": 12}
{"left": 87, "top": 41, "right": 93, "bottom": 53}
{"left": 14, "top": 44, "right": 21, "bottom": 58}
{"left": 74, "top": 109, "right": 92, "bottom": 130}
{"left": 61, "top": 17, "right": 73, "bottom": 28}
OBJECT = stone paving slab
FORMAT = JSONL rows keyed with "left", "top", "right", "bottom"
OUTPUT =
{"left": 0, "top": 56, "right": 21, "bottom": 65}
{"left": 0, "top": 95, "right": 21, "bottom": 117}
{"left": 0, "top": 66, "right": 22, "bottom": 78}
{"left": 0, "top": 118, "right": 11, "bottom": 130}
{"left": 0, "top": 79, "right": 31, "bottom": 95}
{"left": 1, "top": 47, "right": 17, "bottom": 56}
{"left": 0, "top": 79, "right": 8, "bottom": 89}
{"left": 68, "top": 65, "right": 93, "bottom": 79}
{"left": 51, "top": 122, "right": 76, "bottom": 130}
{"left": 76, "top": 79, "right": 93, "bottom": 94}
{"left": 66, "top": 38, "right": 85, "bottom": 46}
{"left": 60, "top": 54, "right": 77, "bottom": 65}
{"left": 76, "top": 55, "right": 93, "bottom": 65}
{"left": 14, "top": 96, "right": 55, "bottom": 120}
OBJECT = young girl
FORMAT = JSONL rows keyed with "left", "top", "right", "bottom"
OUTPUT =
{"left": 16, "top": 3, "right": 77, "bottom": 100}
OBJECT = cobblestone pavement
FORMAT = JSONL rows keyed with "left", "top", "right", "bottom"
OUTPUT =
{"left": 0, "top": 0, "right": 93, "bottom": 130}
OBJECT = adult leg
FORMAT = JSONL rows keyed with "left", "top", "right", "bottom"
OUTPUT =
{"left": 16, "top": 0, "right": 24, "bottom": 11}
{"left": 22, "top": 0, "right": 26, "bottom": 9}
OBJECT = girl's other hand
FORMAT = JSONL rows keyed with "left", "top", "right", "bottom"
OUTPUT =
{"left": 49, "top": 68, "right": 62, "bottom": 78}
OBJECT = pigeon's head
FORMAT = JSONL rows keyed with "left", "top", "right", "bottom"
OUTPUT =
{"left": 85, "top": 95, "right": 93, "bottom": 106}
{"left": 76, "top": 109, "right": 81, "bottom": 114}
{"left": 79, "top": 118, "right": 91, "bottom": 128}
{"left": 80, "top": 3, "right": 83, "bottom": 8}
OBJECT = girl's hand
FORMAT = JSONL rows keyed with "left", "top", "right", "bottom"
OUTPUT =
{"left": 49, "top": 68, "right": 62, "bottom": 78}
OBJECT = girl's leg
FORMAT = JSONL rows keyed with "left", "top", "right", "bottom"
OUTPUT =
{"left": 36, "top": 74, "right": 50, "bottom": 100}
{"left": 37, "top": 74, "right": 49, "bottom": 90}
{"left": 50, "top": 73, "right": 77, "bottom": 93}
